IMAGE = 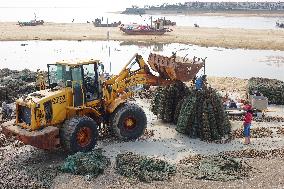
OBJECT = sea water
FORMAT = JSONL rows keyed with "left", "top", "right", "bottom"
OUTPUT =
{"left": 0, "top": 40, "right": 283, "bottom": 81}
{"left": 0, "top": 7, "right": 283, "bottom": 30}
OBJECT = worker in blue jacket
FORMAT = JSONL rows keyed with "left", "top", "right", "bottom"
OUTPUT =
{"left": 195, "top": 75, "right": 207, "bottom": 90}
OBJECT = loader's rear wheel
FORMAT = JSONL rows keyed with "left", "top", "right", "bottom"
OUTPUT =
{"left": 111, "top": 103, "right": 147, "bottom": 140}
{"left": 61, "top": 116, "right": 98, "bottom": 153}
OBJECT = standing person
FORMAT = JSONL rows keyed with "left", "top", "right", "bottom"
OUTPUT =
{"left": 195, "top": 76, "right": 203, "bottom": 90}
{"left": 195, "top": 75, "right": 207, "bottom": 91}
{"left": 243, "top": 109, "right": 253, "bottom": 145}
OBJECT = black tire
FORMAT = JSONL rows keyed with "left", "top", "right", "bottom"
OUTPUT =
{"left": 60, "top": 116, "right": 98, "bottom": 153}
{"left": 111, "top": 103, "right": 147, "bottom": 140}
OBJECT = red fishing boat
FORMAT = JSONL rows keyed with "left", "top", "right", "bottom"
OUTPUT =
{"left": 120, "top": 18, "right": 172, "bottom": 35}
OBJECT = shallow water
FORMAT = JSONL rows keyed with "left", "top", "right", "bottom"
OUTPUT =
{"left": 0, "top": 40, "right": 283, "bottom": 81}
{"left": 0, "top": 7, "right": 283, "bottom": 30}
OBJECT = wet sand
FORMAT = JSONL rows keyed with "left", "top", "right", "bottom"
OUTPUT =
{"left": 0, "top": 22, "right": 284, "bottom": 51}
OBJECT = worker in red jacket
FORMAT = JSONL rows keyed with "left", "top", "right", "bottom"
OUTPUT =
{"left": 243, "top": 109, "right": 253, "bottom": 144}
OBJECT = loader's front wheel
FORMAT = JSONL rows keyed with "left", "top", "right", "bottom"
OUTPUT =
{"left": 61, "top": 116, "right": 98, "bottom": 153}
{"left": 111, "top": 103, "right": 147, "bottom": 140}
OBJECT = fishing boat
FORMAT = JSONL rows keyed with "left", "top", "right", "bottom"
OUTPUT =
{"left": 92, "top": 18, "right": 121, "bottom": 27}
{"left": 18, "top": 20, "right": 44, "bottom": 26}
{"left": 120, "top": 18, "right": 172, "bottom": 35}
{"left": 120, "top": 27, "right": 169, "bottom": 35}
{"left": 18, "top": 13, "right": 44, "bottom": 26}
{"left": 155, "top": 17, "right": 176, "bottom": 26}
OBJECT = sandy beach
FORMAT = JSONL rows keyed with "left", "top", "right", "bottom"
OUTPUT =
{"left": 1, "top": 22, "right": 284, "bottom": 51}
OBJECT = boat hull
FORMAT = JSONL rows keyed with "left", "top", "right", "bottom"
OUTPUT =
{"left": 121, "top": 28, "right": 167, "bottom": 35}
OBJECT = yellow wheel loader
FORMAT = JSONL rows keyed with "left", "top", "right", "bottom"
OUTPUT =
{"left": 2, "top": 53, "right": 204, "bottom": 153}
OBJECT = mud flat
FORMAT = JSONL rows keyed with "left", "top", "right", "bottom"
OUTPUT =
{"left": 0, "top": 22, "right": 284, "bottom": 51}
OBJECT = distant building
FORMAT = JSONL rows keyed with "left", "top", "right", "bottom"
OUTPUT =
{"left": 182, "top": 2, "right": 284, "bottom": 11}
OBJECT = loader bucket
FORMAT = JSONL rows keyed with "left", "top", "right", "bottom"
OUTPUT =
{"left": 148, "top": 53, "right": 205, "bottom": 82}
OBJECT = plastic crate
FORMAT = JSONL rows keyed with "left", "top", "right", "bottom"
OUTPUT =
{"left": 249, "top": 95, "right": 268, "bottom": 111}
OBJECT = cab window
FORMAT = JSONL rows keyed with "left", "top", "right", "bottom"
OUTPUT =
{"left": 71, "top": 67, "right": 82, "bottom": 81}
{"left": 48, "top": 64, "right": 71, "bottom": 87}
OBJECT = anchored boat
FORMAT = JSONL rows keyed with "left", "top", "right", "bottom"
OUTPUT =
{"left": 18, "top": 19, "right": 44, "bottom": 26}
{"left": 120, "top": 27, "right": 170, "bottom": 35}
{"left": 92, "top": 18, "right": 121, "bottom": 27}
{"left": 17, "top": 13, "right": 44, "bottom": 26}
{"left": 120, "top": 18, "right": 172, "bottom": 35}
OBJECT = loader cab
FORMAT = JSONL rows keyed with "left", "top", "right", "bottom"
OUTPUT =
{"left": 47, "top": 59, "right": 103, "bottom": 106}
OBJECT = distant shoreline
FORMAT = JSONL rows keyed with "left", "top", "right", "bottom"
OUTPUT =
{"left": 144, "top": 10, "right": 284, "bottom": 17}
{"left": 0, "top": 22, "right": 283, "bottom": 51}
{"left": 115, "top": 9, "right": 284, "bottom": 17}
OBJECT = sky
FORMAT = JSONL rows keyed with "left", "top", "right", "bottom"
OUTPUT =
{"left": 0, "top": 0, "right": 283, "bottom": 11}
